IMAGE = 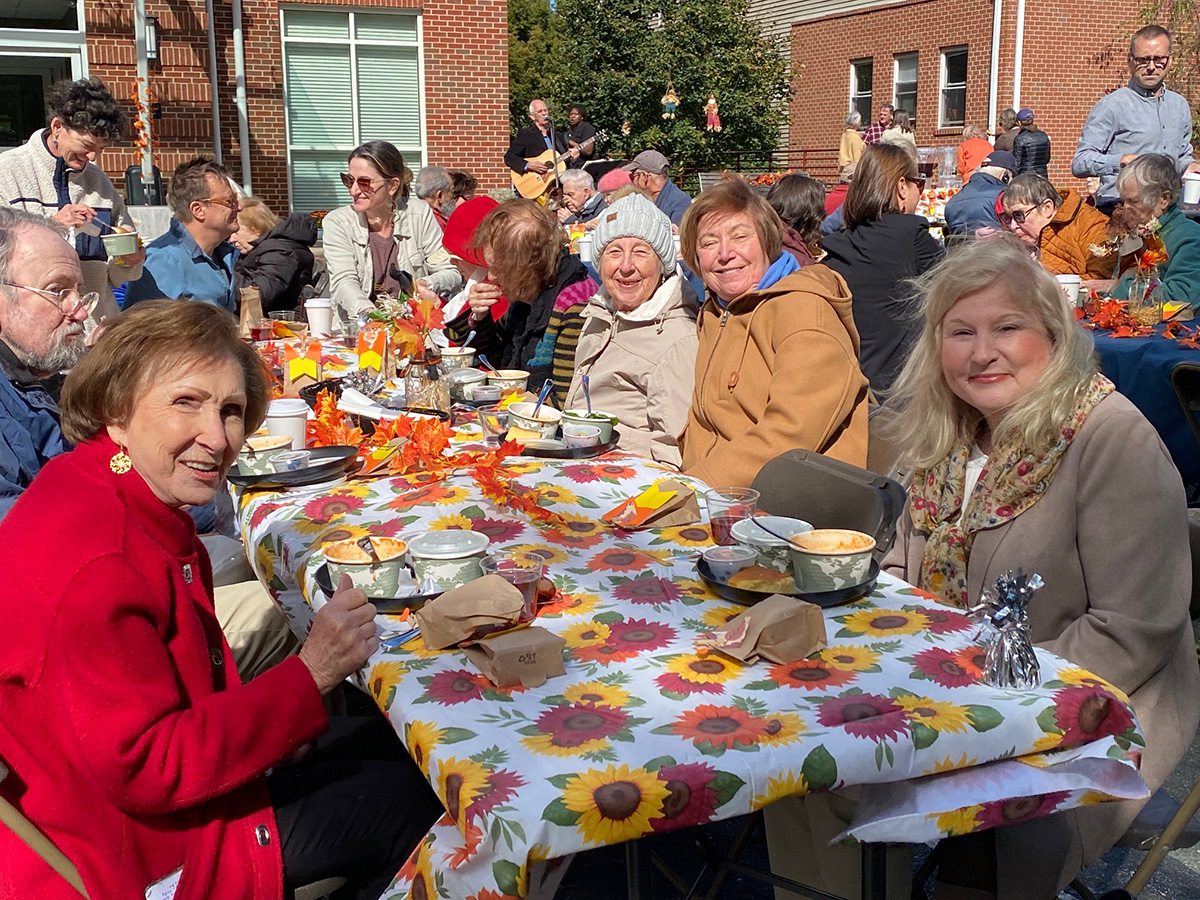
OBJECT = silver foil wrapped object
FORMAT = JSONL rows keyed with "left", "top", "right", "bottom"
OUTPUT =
{"left": 971, "top": 569, "right": 1043, "bottom": 690}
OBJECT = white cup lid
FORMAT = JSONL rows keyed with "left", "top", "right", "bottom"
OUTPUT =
{"left": 267, "top": 398, "right": 310, "bottom": 415}
{"left": 304, "top": 298, "right": 332, "bottom": 308}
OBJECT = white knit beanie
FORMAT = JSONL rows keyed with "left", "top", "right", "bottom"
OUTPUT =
{"left": 592, "top": 194, "right": 675, "bottom": 270}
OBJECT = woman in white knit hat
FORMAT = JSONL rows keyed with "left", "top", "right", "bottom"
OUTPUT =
{"left": 564, "top": 193, "right": 699, "bottom": 467}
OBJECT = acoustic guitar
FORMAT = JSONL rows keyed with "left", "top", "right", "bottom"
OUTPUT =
{"left": 510, "top": 130, "right": 609, "bottom": 199}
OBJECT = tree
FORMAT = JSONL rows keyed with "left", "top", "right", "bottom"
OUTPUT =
{"left": 508, "top": 0, "right": 790, "bottom": 174}
{"left": 508, "top": 0, "right": 571, "bottom": 131}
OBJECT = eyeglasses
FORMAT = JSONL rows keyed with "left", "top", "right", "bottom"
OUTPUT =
{"left": 1130, "top": 54, "right": 1170, "bottom": 70}
{"left": 998, "top": 206, "right": 1037, "bottom": 226}
{"left": 1, "top": 281, "right": 99, "bottom": 317}
{"left": 341, "top": 173, "right": 386, "bottom": 193}
{"left": 200, "top": 196, "right": 240, "bottom": 211}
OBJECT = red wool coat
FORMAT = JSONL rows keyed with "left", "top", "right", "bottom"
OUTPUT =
{"left": 0, "top": 435, "right": 329, "bottom": 900}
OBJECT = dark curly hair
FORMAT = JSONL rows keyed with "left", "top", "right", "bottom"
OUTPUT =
{"left": 45, "top": 77, "right": 124, "bottom": 144}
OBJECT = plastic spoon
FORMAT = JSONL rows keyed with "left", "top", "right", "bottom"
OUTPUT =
{"left": 747, "top": 518, "right": 799, "bottom": 545}
{"left": 582, "top": 374, "right": 592, "bottom": 415}
{"left": 356, "top": 536, "right": 382, "bottom": 572}
{"left": 532, "top": 379, "right": 553, "bottom": 419}
{"left": 477, "top": 353, "right": 496, "bottom": 372}
{"left": 462, "top": 329, "right": 476, "bottom": 347}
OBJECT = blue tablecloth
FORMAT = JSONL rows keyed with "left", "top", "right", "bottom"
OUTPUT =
{"left": 1092, "top": 326, "right": 1199, "bottom": 485}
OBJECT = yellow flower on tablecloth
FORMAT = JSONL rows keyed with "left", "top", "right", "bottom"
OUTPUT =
{"left": 839, "top": 608, "right": 930, "bottom": 637}
{"left": 502, "top": 459, "right": 546, "bottom": 475}
{"left": 562, "top": 763, "right": 671, "bottom": 845}
{"left": 542, "top": 513, "right": 608, "bottom": 548}
{"left": 506, "top": 543, "right": 571, "bottom": 567}
{"left": 253, "top": 542, "right": 275, "bottom": 584}
{"left": 679, "top": 577, "right": 719, "bottom": 601}
{"left": 1055, "top": 667, "right": 1130, "bottom": 704}
{"left": 405, "top": 720, "right": 445, "bottom": 775}
{"left": 430, "top": 485, "right": 472, "bottom": 506}
{"left": 563, "top": 680, "right": 632, "bottom": 709}
{"left": 563, "top": 621, "right": 612, "bottom": 649}
{"left": 521, "top": 733, "right": 612, "bottom": 757}
{"left": 534, "top": 485, "right": 579, "bottom": 505}
{"left": 895, "top": 696, "right": 972, "bottom": 733}
{"left": 397, "top": 633, "right": 444, "bottom": 658}
{"left": 429, "top": 513, "right": 474, "bottom": 531}
{"left": 407, "top": 835, "right": 437, "bottom": 900}
{"left": 537, "top": 589, "right": 602, "bottom": 617}
{"left": 1031, "top": 733, "right": 1065, "bottom": 754}
{"left": 314, "top": 523, "right": 372, "bottom": 545}
{"left": 1076, "top": 790, "right": 1109, "bottom": 807}
{"left": 922, "top": 753, "right": 977, "bottom": 776}
{"left": 368, "top": 661, "right": 410, "bottom": 710}
{"left": 758, "top": 712, "right": 808, "bottom": 747}
{"left": 750, "top": 771, "right": 807, "bottom": 810}
{"left": 291, "top": 513, "right": 341, "bottom": 536}
{"left": 820, "top": 645, "right": 882, "bottom": 672}
{"left": 699, "top": 604, "right": 743, "bottom": 628}
{"left": 436, "top": 756, "right": 491, "bottom": 824}
{"left": 933, "top": 805, "right": 983, "bottom": 836}
{"left": 664, "top": 653, "right": 739, "bottom": 685}
{"left": 329, "top": 481, "right": 373, "bottom": 498}
{"left": 656, "top": 525, "right": 714, "bottom": 548}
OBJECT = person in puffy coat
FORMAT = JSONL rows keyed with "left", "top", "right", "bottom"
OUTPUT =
{"left": 233, "top": 197, "right": 317, "bottom": 313}
{"left": 1000, "top": 174, "right": 1116, "bottom": 280}
{"left": 1012, "top": 108, "right": 1051, "bottom": 177}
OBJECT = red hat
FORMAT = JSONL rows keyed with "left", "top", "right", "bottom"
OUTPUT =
{"left": 596, "top": 168, "right": 632, "bottom": 193}
{"left": 442, "top": 196, "right": 498, "bottom": 267}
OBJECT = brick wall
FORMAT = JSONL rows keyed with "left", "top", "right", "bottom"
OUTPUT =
{"left": 84, "top": 0, "right": 509, "bottom": 212}
{"left": 789, "top": 0, "right": 1148, "bottom": 187}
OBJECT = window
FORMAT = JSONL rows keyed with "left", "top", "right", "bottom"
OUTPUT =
{"left": 940, "top": 47, "right": 967, "bottom": 128}
{"left": 893, "top": 52, "right": 918, "bottom": 123}
{"left": 850, "top": 59, "right": 872, "bottom": 123}
{"left": 281, "top": 8, "right": 424, "bottom": 211}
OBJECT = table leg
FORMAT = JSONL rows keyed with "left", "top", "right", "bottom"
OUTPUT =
{"left": 626, "top": 838, "right": 653, "bottom": 900}
{"left": 861, "top": 843, "right": 888, "bottom": 900}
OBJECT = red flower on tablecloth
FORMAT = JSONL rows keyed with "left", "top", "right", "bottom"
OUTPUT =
{"left": 953, "top": 645, "right": 987, "bottom": 677}
{"left": 468, "top": 516, "right": 527, "bottom": 543}
{"left": 373, "top": 516, "right": 415, "bottom": 537}
{"left": 302, "top": 493, "right": 365, "bottom": 522}
{"left": 612, "top": 573, "right": 682, "bottom": 605}
{"left": 532, "top": 704, "right": 630, "bottom": 747}
{"left": 425, "top": 669, "right": 492, "bottom": 705}
{"left": 913, "top": 606, "right": 974, "bottom": 635}
{"left": 586, "top": 547, "right": 661, "bottom": 573}
{"left": 673, "top": 704, "right": 770, "bottom": 750}
{"left": 466, "top": 768, "right": 526, "bottom": 820}
{"left": 562, "top": 462, "right": 637, "bottom": 484}
{"left": 1053, "top": 685, "right": 1136, "bottom": 747}
{"left": 248, "top": 501, "right": 284, "bottom": 528}
{"left": 543, "top": 514, "right": 608, "bottom": 548}
{"left": 574, "top": 618, "right": 677, "bottom": 664}
{"left": 974, "top": 791, "right": 1070, "bottom": 831}
{"left": 467, "top": 890, "right": 515, "bottom": 900}
{"left": 656, "top": 653, "right": 736, "bottom": 696}
{"left": 911, "top": 647, "right": 981, "bottom": 688}
{"left": 652, "top": 762, "right": 720, "bottom": 831}
{"left": 386, "top": 483, "right": 454, "bottom": 511}
{"left": 769, "top": 659, "right": 858, "bottom": 691}
{"left": 816, "top": 693, "right": 910, "bottom": 742}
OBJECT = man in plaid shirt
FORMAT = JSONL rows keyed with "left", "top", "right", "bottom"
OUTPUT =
{"left": 862, "top": 104, "right": 894, "bottom": 145}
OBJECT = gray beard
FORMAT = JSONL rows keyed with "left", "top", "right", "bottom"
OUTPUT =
{"left": 13, "top": 330, "right": 86, "bottom": 375}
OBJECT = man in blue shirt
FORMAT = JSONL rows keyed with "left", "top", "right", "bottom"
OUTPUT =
{"left": 623, "top": 150, "right": 692, "bottom": 227}
{"left": 944, "top": 151, "right": 1016, "bottom": 234}
{"left": 124, "top": 157, "right": 241, "bottom": 311}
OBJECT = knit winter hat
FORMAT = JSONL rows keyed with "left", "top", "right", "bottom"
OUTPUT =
{"left": 596, "top": 168, "right": 633, "bottom": 193}
{"left": 592, "top": 193, "right": 676, "bottom": 270}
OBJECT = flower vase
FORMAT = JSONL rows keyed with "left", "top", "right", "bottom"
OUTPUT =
{"left": 404, "top": 348, "right": 449, "bottom": 413}
{"left": 1127, "top": 268, "right": 1164, "bottom": 326}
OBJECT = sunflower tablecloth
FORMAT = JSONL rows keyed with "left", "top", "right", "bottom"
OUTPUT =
{"left": 237, "top": 452, "right": 1147, "bottom": 900}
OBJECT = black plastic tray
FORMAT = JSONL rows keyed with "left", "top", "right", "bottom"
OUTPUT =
{"left": 515, "top": 428, "right": 621, "bottom": 459}
{"left": 696, "top": 556, "right": 879, "bottom": 609}
{"left": 228, "top": 446, "right": 359, "bottom": 488}
{"left": 314, "top": 562, "right": 442, "bottom": 614}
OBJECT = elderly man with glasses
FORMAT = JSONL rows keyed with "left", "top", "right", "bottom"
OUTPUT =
{"left": 124, "top": 157, "right": 242, "bottom": 312}
{"left": 1072, "top": 24, "right": 1200, "bottom": 214}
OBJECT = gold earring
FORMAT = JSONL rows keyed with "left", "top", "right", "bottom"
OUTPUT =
{"left": 109, "top": 446, "right": 132, "bottom": 474}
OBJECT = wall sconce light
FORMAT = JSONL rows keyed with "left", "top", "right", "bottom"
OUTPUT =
{"left": 146, "top": 16, "right": 159, "bottom": 61}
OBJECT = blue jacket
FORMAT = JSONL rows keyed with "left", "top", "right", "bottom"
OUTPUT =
{"left": 944, "top": 171, "right": 1006, "bottom": 235}
{"left": 124, "top": 217, "right": 240, "bottom": 312}
{"left": 0, "top": 344, "right": 66, "bottom": 521}
{"left": 655, "top": 179, "right": 692, "bottom": 227}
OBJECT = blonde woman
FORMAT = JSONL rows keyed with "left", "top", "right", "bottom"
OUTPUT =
{"left": 880, "top": 109, "right": 917, "bottom": 159}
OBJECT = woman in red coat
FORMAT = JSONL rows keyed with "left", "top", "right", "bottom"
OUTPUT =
{"left": 0, "top": 300, "right": 441, "bottom": 899}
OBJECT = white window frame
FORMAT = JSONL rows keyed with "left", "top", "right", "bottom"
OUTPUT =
{"left": 893, "top": 52, "right": 918, "bottom": 124}
{"left": 849, "top": 58, "right": 872, "bottom": 124}
{"left": 0, "top": 21, "right": 89, "bottom": 80}
{"left": 939, "top": 46, "right": 967, "bottom": 128}
{"left": 279, "top": 6, "right": 427, "bottom": 211}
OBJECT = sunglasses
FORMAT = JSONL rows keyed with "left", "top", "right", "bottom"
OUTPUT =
{"left": 998, "top": 206, "right": 1037, "bottom": 226}
{"left": 341, "top": 173, "right": 386, "bottom": 193}
{"left": 905, "top": 176, "right": 926, "bottom": 192}
{"left": 1130, "top": 54, "right": 1170, "bottom": 70}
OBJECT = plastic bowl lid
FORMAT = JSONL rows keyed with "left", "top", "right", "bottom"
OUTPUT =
{"left": 407, "top": 529, "right": 490, "bottom": 559}
{"left": 703, "top": 545, "right": 758, "bottom": 563}
{"left": 730, "top": 516, "right": 813, "bottom": 547}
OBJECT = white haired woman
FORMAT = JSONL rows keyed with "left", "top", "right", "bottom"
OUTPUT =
{"left": 564, "top": 194, "right": 699, "bottom": 466}
{"left": 882, "top": 235, "right": 1197, "bottom": 897}
{"left": 838, "top": 110, "right": 864, "bottom": 170}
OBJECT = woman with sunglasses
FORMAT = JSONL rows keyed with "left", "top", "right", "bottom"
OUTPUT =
{"left": 821, "top": 143, "right": 943, "bottom": 396}
{"left": 1000, "top": 173, "right": 1116, "bottom": 281}
{"left": 322, "top": 141, "right": 461, "bottom": 332}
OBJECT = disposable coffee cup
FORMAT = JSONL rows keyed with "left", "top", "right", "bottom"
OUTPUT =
{"left": 577, "top": 234, "right": 593, "bottom": 264}
{"left": 1055, "top": 274, "right": 1082, "bottom": 307}
{"left": 265, "top": 398, "right": 310, "bottom": 450}
{"left": 304, "top": 298, "right": 333, "bottom": 338}
{"left": 1183, "top": 173, "right": 1200, "bottom": 206}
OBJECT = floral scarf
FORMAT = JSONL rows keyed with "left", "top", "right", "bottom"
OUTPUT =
{"left": 909, "top": 373, "right": 1114, "bottom": 607}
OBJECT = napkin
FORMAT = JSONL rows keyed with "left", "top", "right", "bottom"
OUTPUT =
{"left": 414, "top": 575, "right": 526, "bottom": 650}
{"left": 463, "top": 626, "right": 566, "bottom": 688}
{"left": 695, "top": 594, "right": 827, "bottom": 664}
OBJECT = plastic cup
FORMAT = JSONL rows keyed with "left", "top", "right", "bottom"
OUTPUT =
{"left": 562, "top": 423, "right": 601, "bottom": 448}
{"left": 265, "top": 398, "right": 310, "bottom": 450}
{"left": 1183, "top": 173, "right": 1200, "bottom": 206}
{"left": 481, "top": 551, "right": 545, "bottom": 620}
{"left": 304, "top": 298, "right": 333, "bottom": 338}
{"left": 705, "top": 487, "right": 760, "bottom": 546}
{"left": 477, "top": 404, "right": 509, "bottom": 446}
{"left": 1054, "top": 274, "right": 1082, "bottom": 307}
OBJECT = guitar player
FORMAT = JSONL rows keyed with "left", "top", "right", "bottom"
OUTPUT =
{"left": 504, "top": 99, "right": 577, "bottom": 183}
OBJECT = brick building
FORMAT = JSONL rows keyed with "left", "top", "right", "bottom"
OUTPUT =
{"left": 785, "top": 0, "right": 1166, "bottom": 186}
{"left": 0, "top": 0, "right": 509, "bottom": 213}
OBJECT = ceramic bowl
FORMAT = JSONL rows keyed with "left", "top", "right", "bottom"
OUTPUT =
{"left": 237, "top": 434, "right": 293, "bottom": 474}
{"left": 440, "top": 347, "right": 476, "bottom": 370}
{"left": 101, "top": 231, "right": 140, "bottom": 256}
{"left": 487, "top": 369, "right": 530, "bottom": 393}
{"left": 731, "top": 516, "right": 813, "bottom": 573}
{"left": 406, "top": 530, "right": 490, "bottom": 590}
{"left": 561, "top": 409, "right": 617, "bottom": 443}
{"left": 323, "top": 536, "right": 409, "bottom": 598}
{"left": 507, "top": 401, "right": 562, "bottom": 438}
{"left": 788, "top": 529, "right": 876, "bottom": 593}
{"left": 701, "top": 545, "right": 759, "bottom": 583}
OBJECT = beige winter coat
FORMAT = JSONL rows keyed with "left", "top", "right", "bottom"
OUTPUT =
{"left": 884, "top": 392, "right": 1200, "bottom": 897}
{"left": 322, "top": 198, "right": 461, "bottom": 331}
{"left": 564, "top": 272, "right": 699, "bottom": 467}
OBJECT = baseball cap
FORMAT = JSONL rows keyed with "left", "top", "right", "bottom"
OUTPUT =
{"left": 981, "top": 150, "right": 1018, "bottom": 173}
{"left": 1016, "top": 108, "right": 1034, "bottom": 122}
{"left": 622, "top": 150, "right": 670, "bottom": 175}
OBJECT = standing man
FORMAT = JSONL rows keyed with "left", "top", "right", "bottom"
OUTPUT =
{"left": 862, "top": 104, "right": 894, "bottom": 145}
{"left": 1073, "top": 24, "right": 1200, "bottom": 214}
{"left": 623, "top": 150, "right": 691, "bottom": 226}
{"left": 504, "top": 99, "right": 574, "bottom": 178}
{"left": 124, "top": 158, "right": 241, "bottom": 311}
{"left": 565, "top": 105, "right": 598, "bottom": 169}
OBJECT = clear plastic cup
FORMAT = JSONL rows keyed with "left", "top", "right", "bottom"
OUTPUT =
{"left": 481, "top": 551, "right": 545, "bottom": 619}
{"left": 705, "top": 487, "right": 760, "bottom": 546}
{"left": 477, "top": 405, "right": 509, "bottom": 446}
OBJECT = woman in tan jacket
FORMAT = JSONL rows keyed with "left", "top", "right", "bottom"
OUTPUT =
{"left": 883, "top": 236, "right": 1198, "bottom": 898}
{"left": 564, "top": 194, "right": 698, "bottom": 467}
{"left": 678, "top": 178, "right": 869, "bottom": 488}
{"left": 1000, "top": 173, "right": 1116, "bottom": 280}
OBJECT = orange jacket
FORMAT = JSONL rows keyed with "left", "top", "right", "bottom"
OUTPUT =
{"left": 682, "top": 265, "right": 869, "bottom": 488}
{"left": 1039, "top": 189, "right": 1117, "bottom": 279}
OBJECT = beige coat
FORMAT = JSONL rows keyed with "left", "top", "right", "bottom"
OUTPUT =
{"left": 884, "top": 392, "right": 1199, "bottom": 897}
{"left": 322, "top": 198, "right": 461, "bottom": 331}
{"left": 564, "top": 272, "right": 699, "bottom": 467}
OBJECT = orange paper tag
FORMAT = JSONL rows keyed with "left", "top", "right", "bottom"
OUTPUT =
{"left": 282, "top": 340, "right": 322, "bottom": 395}
{"left": 603, "top": 481, "right": 681, "bottom": 528}
{"left": 357, "top": 328, "right": 387, "bottom": 375}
